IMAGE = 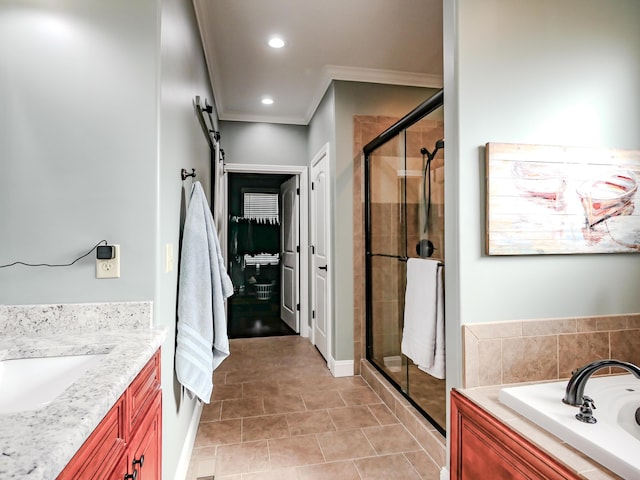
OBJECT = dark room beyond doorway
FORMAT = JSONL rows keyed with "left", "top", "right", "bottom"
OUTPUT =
{"left": 227, "top": 172, "right": 296, "bottom": 338}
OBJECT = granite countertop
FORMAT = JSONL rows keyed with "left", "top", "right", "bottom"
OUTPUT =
{"left": 0, "top": 328, "right": 166, "bottom": 480}
{"left": 458, "top": 385, "right": 622, "bottom": 480}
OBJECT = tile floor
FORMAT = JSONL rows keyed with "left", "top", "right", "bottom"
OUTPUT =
{"left": 185, "top": 336, "right": 442, "bottom": 480}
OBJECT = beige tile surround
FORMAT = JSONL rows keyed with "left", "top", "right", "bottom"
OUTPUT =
{"left": 463, "top": 314, "right": 640, "bottom": 388}
{"left": 360, "top": 360, "right": 446, "bottom": 470}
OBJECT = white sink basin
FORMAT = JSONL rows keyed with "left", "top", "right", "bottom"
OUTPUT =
{"left": 500, "top": 374, "right": 640, "bottom": 479}
{"left": 0, "top": 353, "right": 108, "bottom": 414}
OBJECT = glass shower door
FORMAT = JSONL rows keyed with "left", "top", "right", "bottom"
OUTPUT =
{"left": 367, "top": 131, "right": 409, "bottom": 394}
{"left": 365, "top": 97, "right": 446, "bottom": 434}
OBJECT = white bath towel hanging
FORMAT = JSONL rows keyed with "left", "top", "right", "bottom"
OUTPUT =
{"left": 176, "top": 181, "right": 234, "bottom": 403}
{"left": 401, "top": 258, "right": 445, "bottom": 379}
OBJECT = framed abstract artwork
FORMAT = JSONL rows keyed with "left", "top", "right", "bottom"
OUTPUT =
{"left": 486, "top": 143, "right": 640, "bottom": 255}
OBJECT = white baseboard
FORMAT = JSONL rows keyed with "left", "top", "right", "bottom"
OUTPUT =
{"left": 440, "top": 466, "right": 449, "bottom": 480}
{"left": 174, "top": 401, "right": 203, "bottom": 480}
{"left": 329, "top": 357, "right": 354, "bottom": 377}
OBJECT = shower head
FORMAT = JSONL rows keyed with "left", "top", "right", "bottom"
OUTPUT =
{"left": 420, "top": 139, "right": 445, "bottom": 159}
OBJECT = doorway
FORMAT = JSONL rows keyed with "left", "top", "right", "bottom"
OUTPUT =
{"left": 223, "top": 164, "right": 309, "bottom": 339}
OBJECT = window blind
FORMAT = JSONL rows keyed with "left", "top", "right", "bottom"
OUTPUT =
{"left": 243, "top": 192, "right": 279, "bottom": 221}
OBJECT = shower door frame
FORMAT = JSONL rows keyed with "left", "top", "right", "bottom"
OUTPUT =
{"left": 363, "top": 89, "right": 445, "bottom": 436}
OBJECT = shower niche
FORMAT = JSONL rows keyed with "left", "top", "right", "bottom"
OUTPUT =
{"left": 363, "top": 90, "right": 446, "bottom": 434}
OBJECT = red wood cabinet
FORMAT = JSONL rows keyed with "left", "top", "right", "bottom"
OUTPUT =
{"left": 450, "top": 389, "right": 580, "bottom": 480}
{"left": 58, "top": 349, "right": 162, "bottom": 480}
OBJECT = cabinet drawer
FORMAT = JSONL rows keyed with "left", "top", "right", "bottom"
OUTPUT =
{"left": 128, "top": 350, "right": 161, "bottom": 436}
{"left": 57, "top": 395, "right": 126, "bottom": 480}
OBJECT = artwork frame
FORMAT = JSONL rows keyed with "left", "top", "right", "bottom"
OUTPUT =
{"left": 485, "top": 143, "right": 640, "bottom": 255}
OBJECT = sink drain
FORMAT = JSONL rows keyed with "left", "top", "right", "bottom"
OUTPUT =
{"left": 636, "top": 407, "right": 640, "bottom": 426}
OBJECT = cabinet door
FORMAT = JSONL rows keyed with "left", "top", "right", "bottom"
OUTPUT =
{"left": 105, "top": 453, "right": 129, "bottom": 480}
{"left": 128, "top": 391, "right": 162, "bottom": 480}
{"left": 56, "top": 395, "right": 126, "bottom": 480}
{"left": 450, "top": 390, "right": 579, "bottom": 480}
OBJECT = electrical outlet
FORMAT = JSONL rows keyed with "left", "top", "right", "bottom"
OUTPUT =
{"left": 96, "top": 244, "right": 120, "bottom": 279}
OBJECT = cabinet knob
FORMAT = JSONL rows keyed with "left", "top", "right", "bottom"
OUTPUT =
{"left": 132, "top": 455, "right": 145, "bottom": 468}
{"left": 124, "top": 469, "right": 138, "bottom": 480}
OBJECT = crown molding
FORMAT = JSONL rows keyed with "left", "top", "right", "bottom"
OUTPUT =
{"left": 303, "top": 65, "right": 443, "bottom": 124}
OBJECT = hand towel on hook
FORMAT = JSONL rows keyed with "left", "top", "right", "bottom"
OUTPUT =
{"left": 401, "top": 258, "right": 445, "bottom": 379}
{"left": 176, "top": 181, "right": 234, "bottom": 403}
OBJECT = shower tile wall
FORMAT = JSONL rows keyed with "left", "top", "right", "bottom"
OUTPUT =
{"left": 352, "top": 115, "right": 444, "bottom": 374}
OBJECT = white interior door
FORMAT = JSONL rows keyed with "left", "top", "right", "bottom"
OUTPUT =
{"left": 310, "top": 146, "right": 330, "bottom": 361}
{"left": 280, "top": 176, "right": 299, "bottom": 333}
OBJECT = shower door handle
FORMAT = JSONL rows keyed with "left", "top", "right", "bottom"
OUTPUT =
{"left": 318, "top": 265, "right": 328, "bottom": 271}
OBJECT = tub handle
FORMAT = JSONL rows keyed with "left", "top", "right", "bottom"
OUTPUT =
{"left": 576, "top": 395, "right": 597, "bottom": 424}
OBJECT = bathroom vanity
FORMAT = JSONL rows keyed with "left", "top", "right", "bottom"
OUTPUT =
{"left": 57, "top": 349, "right": 161, "bottom": 480}
{"left": 0, "top": 302, "right": 165, "bottom": 480}
{"left": 451, "top": 388, "right": 622, "bottom": 479}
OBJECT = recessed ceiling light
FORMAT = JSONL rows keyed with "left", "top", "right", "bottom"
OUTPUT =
{"left": 268, "top": 36, "right": 286, "bottom": 49}
{"left": 261, "top": 97, "right": 274, "bottom": 105}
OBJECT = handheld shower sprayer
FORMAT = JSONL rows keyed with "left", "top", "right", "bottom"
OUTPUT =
{"left": 417, "top": 139, "right": 445, "bottom": 258}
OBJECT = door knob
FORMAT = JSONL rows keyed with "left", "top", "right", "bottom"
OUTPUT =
{"left": 318, "top": 265, "right": 327, "bottom": 271}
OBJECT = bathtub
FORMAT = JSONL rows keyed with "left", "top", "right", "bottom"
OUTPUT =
{"left": 499, "top": 374, "right": 640, "bottom": 479}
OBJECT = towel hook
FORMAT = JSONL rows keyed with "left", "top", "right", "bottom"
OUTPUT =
{"left": 181, "top": 168, "right": 196, "bottom": 181}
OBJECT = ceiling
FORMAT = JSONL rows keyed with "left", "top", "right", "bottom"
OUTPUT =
{"left": 192, "top": 0, "right": 443, "bottom": 125}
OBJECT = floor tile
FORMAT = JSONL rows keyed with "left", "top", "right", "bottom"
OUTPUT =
{"left": 354, "top": 453, "right": 422, "bottom": 480}
{"left": 268, "top": 434, "right": 325, "bottom": 468}
{"left": 215, "top": 440, "right": 270, "bottom": 476}
{"left": 242, "top": 467, "right": 300, "bottom": 480}
{"left": 301, "top": 390, "right": 346, "bottom": 410}
{"left": 363, "top": 424, "right": 421, "bottom": 454}
{"left": 194, "top": 419, "right": 241, "bottom": 447}
{"left": 242, "top": 414, "right": 290, "bottom": 442}
{"left": 367, "top": 403, "right": 400, "bottom": 425}
{"left": 212, "top": 383, "right": 243, "bottom": 401}
{"left": 200, "top": 401, "right": 222, "bottom": 422}
{"left": 404, "top": 450, "right": 442, "bottom": 479}
{"left": 338, "top": 386, "right": 383, "bottom": 406}
{"left": 317, "top": 429, "right": 377, "bottom": 462}
{"left": 186, "top": 336, "right": 442, "bottom": 479}
{"left": 263, "top": 393, "right": 306, "bottom": 414}
{"left": 328, "top": 405, "right": 380, "bottom": 430}
{"left": 297, "top": 460, "right": 361, "bottom": 480}
{"left": 242, "top": 380, "right": 280, "bottom": 398}
{"left": 286, "top": 409, "right": 336, "bottom": 436}
{"left": 220, "top": 397, "right": 265, "bottom": 419}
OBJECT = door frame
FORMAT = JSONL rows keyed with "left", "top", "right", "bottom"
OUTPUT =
{"left": 222, "top": 163, "right": 310, "bottom": 338}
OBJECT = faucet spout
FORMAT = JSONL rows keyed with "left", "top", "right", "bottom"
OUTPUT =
{"left": 563, "top": 359, "right": 640, "bottom": 406}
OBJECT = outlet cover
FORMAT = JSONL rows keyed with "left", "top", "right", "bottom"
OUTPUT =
{"left": 96, "top": 244, "right": 120, "bottom": 279}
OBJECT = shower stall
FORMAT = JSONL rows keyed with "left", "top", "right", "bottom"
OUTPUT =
{"left": 363, "top": 90, "right": 445, "bottom": 434}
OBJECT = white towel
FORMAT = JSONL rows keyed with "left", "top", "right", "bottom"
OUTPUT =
{"left": 401, "top": 258, "right": 445, "bottom": 379}
{"left": 176, "top": 181, "right": 234, "bottom": 403}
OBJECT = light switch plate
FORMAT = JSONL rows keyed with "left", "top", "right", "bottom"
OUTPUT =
{"left": 96, "top": 244, "right": 120, "bottom": 278}
{"left": 166, "top": 243, "right": 174, "bottom": 273}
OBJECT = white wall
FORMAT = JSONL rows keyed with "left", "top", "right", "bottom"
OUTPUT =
{"left": 0, "top": 1, "right": 159, "bottom": 304}
{"left": 0, "top": 1, "right": 215, "bottom": 478}
{"left": 447, "top": 0, "right": 640, "bottom": 331}
{"left": 220, "top": 121, "right": 308, "bottom": 166}
{"left": 158, "top": 0, "right": 215, "bottom": 478}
